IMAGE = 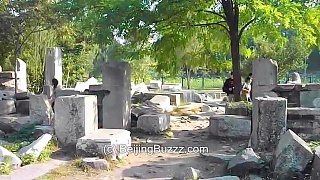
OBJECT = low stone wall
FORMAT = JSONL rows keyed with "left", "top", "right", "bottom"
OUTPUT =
{"left": 287, "top": 107, "right": 320, "bottom": 139}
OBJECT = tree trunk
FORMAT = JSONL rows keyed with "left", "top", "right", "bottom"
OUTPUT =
{"left": 230, "top": 35, "right": 241, "bottom": 101}
{"left": 186, "top": 67, "right": 191, "bottom": 89}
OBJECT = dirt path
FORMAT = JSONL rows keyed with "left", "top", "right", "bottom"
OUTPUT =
{"left": 58, "top": 116, "right": 247, "bottom": 180}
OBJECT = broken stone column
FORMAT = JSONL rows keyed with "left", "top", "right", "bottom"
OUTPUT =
{"left": 102, "top": 61, "right": 131, "bottom": 129}
{"left": 250, "top": 97, "right": 287, "bottom": 152}
{"left": 252, "top": 59, "right": 278, "bottom": 99}
{"left": 29, "top": 95, "right": 54, "bottom": 125}
{"left": 54, "top": 95, "right": 98, "bottom": 147}
{"left": 15, "top": 58, "right": 27, "bottom": 91}
{"left": 45, "top": 47, "right": 63, "bottom": 86}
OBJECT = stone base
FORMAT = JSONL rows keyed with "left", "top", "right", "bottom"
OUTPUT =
{"left": 76, "top": 129, "right": 131, "bottom": 160}
{"left": 0, "top": 100, "right": 16, "bottom": 115}
{"left": 209, "top": 115, "right": 251, "bottom": 139}
{"left": 137, "top": 114, "right": 170, "bottom": 134}
{"left": 15, "top": 99, "right": 29, "bottom": 115}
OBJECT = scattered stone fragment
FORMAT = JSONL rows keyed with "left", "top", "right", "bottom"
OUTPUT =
{"left": 227, "top": 148, "right": 262, "bottom": 175}
{"left": 0, "top": 145, "right": 22, "bottom": 169}
{"left": 200, "top": 153, "right": 236, "bottom": 164}
{"left": 201, "top": 104, "right": 211, "bottom": 112}
{"left": 273, "top": 129, "right": 313, "bottom": 179}
{"left": 82, "top": 157, "right": 109, "bottom": 170}
{"left": 311, "top": 146, "right": 320, "bottom": 179}
{"left": 32, "top": 125, "right": 54, "bottom": 139}
{"left": 200, "top": 176, "right": 240, "bottom": 180}
{"left": 248, "top": 174, "right": 263, "bottom": 180}
{"left": 189, "top": 115, "right": 202, "bottom": 120}
{"left": 18, "top": 134, "right": 52, "bottom": 159}
{"left": 137, "top": 114, "right": 170, "bottom": 134}
{"left": 173, "top": 167, "right": 201, "bottom": 180}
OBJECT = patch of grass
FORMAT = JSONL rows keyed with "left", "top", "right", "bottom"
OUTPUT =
{"left": 307, "top": 141, "right": 320, "bottom": 150}
{"left": 0, "top": 123, "right": 58, "bottom": 174}
{"left": 36, "top": 157, "right": 126, "bottom": 180}
{"left": 0, "top": 156, "right": 13, "bottom": 175}
{"left": 161, "top": 127, "right": 174, "bottom": 138}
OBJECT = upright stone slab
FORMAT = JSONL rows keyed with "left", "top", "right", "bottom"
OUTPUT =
{"left": 251, "top": 97, "right": 287, "bottom": 152}
{"left": 29, "top": 95, "right": 54, "bottom": 125}
{"left": 54, "top": 95, "right": 98, "bottom": 147}
{"left": 102, "top": 61, "right": 131, "bottom": 129}
{"left": 252, "top": 59, "right": 278, "bottom": 99}
{"left": 45, "top": 47, "right": 63, "bottom": 86}
{"left": 15, "top": 58, "right": 27, "bottom": 91}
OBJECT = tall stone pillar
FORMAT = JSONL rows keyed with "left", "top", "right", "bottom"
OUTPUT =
{"left": 252, "top": 59, "right": 278, "bottom": 99}
{"left": 250, "top": 97, "right": 287, "bottom": 153}
{"left": 102, "top": 61, "right": 131, "bottom": 129}
{"left": 15, "top": 58, "right": 27, "bottom": 91}
{"left": 45, "top": 47, "right": 63, "bottom": 86}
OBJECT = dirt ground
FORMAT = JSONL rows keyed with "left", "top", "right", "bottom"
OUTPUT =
{"left": 42, "top": 116, "right": 248, "bottom": 180}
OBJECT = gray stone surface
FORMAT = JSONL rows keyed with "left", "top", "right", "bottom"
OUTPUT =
{"left": 29, "top": 95, "right": 54, "bottom": 126}
{"left": 82, "top": 157, "right": 109, "bottom": 170}
{"left": 15, "top": 99, "right": 29, "bottom": 115}
{"left": 33, "top": 125, "right": 54, "bottom": 139}
{"left": 273, "top": 130, "right": 313, "bottom": 179}
{"left": 0, "top": 145, "right": 22, "bottom": 169}
{"left": 102, "top": 61, "right": 131, "bottom": 129}
{"left": 150, "top": 95, "right": 170, "bottom": 112}
{"left": 55, "top": 89, "right": 80, "bottom": 97}
{"left": 45, "top": 47, "right": 63, "bottom": 86}
{"left": 137, "top": 114, "right": 170, "bottom": 134}
{"left": 200, "top": 176, "right": 240, "bottom": 180}
{"left": 209, "top": 115, "right": 251, "bottom": 139}
{"left": 55, "top": 95, "right": 98, "bottom": 147}
{"left": 43, "top": 85, "right": 52, "bottom": 99}
{"left": 287, "top": 107, "right": 320, "bottom": 116}
{"left": 251, "top": 97, "right": 287, "bottom": 152}
{"left": 76, "top": 129, "right": 131, "bottom": 160}
{"left": 227, "top": 148, "right": 261, "bottom": 175}
{"left": 0, "top": 100, "right": 16, "bottom": 115}
{"left": 311, "top": 146, "right": 320, "bottom": 179}
{"left": 252, "top": 59, "right": 278, "bottom": 99}
{"left": 173, "top": 167, "right": 200, "bottom": 180}
{"left": 0, "top": 115, "right": 38, "bottom": 133}
{"left": 200, "top": 153, "right": 235, "bottom": 164}
{"left": 18, "top": 134, "right": 52, "bottom": 158}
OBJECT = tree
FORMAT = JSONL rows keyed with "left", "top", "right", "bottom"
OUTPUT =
{"left": 59, "top": 0, "right": 320, "bottom": 101}
{"left": 0, "top": 0, "right": 59, "bottom": 94}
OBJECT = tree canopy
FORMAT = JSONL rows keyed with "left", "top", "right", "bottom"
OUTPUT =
{"left": 58, "top": 0, "right": 320, "bottom": 100}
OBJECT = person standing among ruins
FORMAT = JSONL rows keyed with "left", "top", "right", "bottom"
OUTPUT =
{"left": 49, "top": 78, "right": 62, "bottom": 111}
{"left": 222, "top": 72, "right": 235, "bottom": 102}
{"left": 241, "top": 77, "right": 252, "bottom": 102}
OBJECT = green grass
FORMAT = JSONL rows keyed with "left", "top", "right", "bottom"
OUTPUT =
{"left": 0, "top": 123, "right": 58, "bottom": 175}
{"left": 149, "top": 77, "right": 224, "bottom": 90}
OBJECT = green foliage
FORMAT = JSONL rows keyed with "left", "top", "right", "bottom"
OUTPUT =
{"left": 0, "top": 156, "right": 13, "bottom": 175}
{"left": 0, "top": 123, "right": 57, "bottom": 171}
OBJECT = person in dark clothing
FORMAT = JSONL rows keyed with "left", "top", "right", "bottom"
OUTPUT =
{"left": 222, "top": 72, "right": 234, "bottom": 102}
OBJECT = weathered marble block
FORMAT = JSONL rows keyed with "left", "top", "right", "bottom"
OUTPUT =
{"left": 0, "top": 100, "right": 16, "bottom": 115}
{"left": 54, "top": 95, "right": 98, "bottom": 147}
{"left": 29, "top": 95, "right": 54, "bottom": 125}
{"left": 251, "top": 97, "right": 287, "bottom": 152}
{"left": 273, "top": 130, "right": 313, "bottom": 179}
{"left": 137, "top": 114, "right": 170, "bottom": 134}
{"left": 102, "top": 61, "right": 131, "bottom": 129}
{"left": 150, "top": 95, "right": 170, "bottom": 112}
{"left": 15, "top": 99, "right": 29, "bottom": 115}
{"left": 76, "top": 129, "right": 131, "bottom": 160}
{"left": 209, "top": 115, "right": 251, "bottom": 139}
{"left": 55, "top": 89, "right": 81, "bottom": 97}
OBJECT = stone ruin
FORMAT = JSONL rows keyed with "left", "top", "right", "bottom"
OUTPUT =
{"left": 207, "top": 58, "right": 320, "bottom": 179}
